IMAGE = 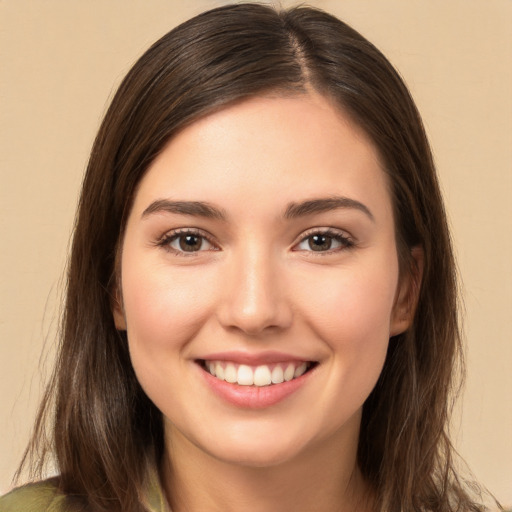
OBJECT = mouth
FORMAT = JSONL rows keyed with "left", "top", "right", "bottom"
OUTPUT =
{"left": 197, "top": 359, "right": 318, "bottom": 387}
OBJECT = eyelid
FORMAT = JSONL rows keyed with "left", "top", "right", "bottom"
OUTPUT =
{"left": 156, "top": 227, "right": 219, "bottom": 255}
{"left": 291, "top": 227, "right": 355, "bottom": 253}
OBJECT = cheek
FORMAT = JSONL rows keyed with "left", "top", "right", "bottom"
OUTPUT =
{"left": 292, "top": 254, "right": 399, "bottom": 379}
{"left": 120, "top": 256, "right": 217, "bottom": 357}
{"left": 119, "top": 255, "right": 221, "bottom": 420}
{"left": 298, "top": 267, "right": 397, "bottom": 339}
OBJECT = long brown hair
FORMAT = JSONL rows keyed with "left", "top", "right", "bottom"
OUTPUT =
{"left": 20, "top": 3, "right": 485, "bottom": 511}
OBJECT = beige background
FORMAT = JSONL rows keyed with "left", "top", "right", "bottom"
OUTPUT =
{"left": 1, "top": 0, "right": 511, "bottom": 504}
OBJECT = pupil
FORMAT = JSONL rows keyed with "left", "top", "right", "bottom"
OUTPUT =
{"left": 179, "top": 235, "right": 201, "bottom": 251}
{"left": 309, "top": 234, "right": 331, "bottom": 251}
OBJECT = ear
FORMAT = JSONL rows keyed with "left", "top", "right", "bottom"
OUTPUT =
{"left": 390, "top": 246, "right": 424, "bottom": 337}
{"left": 111, "top": 286, "right": 127, "bottom": 331}
{"left": 111, "top": 244, "right": 127, "bottom": 330}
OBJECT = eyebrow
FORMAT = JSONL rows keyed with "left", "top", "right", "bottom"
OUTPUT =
{"left": 284, "top": 196, "right": 375, "bottom": 222}
{"left": 142, "top": 199, "right": 227, "bottom": 220}
{"left": 141, "top": 195, "right": 374, "bottom": 222}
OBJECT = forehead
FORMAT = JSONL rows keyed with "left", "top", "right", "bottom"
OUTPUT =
{"left": 130, "top": 93, "right": 392, "bottom": 223}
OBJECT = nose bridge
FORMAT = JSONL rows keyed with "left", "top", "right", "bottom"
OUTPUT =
{"left": 218, "top": 241, "right": 292, "bottom": 335}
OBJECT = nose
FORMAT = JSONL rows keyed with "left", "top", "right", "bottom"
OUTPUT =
{"left": 216, "top": 247, "right": 293, "bottom": 336}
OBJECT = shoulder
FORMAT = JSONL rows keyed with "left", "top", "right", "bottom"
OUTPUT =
{"left": 0, "top": 478, "right": 67, "bottom": 512}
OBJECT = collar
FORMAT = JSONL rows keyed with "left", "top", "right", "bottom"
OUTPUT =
{"left": 142, "top": 465, "right": 172, "bottom": 512}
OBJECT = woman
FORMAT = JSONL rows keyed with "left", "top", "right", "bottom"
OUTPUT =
{"left": 0, "top": 3, "right": 491, "bottom": 511}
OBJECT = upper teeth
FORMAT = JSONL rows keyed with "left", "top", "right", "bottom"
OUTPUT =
{"left": 205, "top": 361, "right": 309, "bottom": 387}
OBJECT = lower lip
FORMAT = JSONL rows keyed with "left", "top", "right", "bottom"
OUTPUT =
{"left": 199, "top": 364, "right": 314, "bottom": 409}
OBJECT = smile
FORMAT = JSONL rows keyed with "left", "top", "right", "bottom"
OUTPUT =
{"left": 201, "top": 360, "right": 314, "bottom": 387}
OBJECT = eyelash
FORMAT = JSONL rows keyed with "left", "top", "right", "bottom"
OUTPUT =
{"left": 156, "top": 227, "right": 355, "bottom": 256}
{"left": 293, "top": 228, "right": 355, "bottom": 255}
{"left": 156, "top": 228, "right": 218, "bottom": 257}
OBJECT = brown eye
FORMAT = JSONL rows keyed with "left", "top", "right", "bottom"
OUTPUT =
{"left": 308, "top": 234, "right": 333, "bottom": 251}
{"left": 295, "top": 230, "right": 353, "bottom": 253}
{"left": 179, "top": 234, "right": 203, "bottom": 252}
{"left": 164, "top": 231, "right": 216, "bottom": 254}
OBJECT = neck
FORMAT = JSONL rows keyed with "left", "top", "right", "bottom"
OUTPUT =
{"left": 161, "top": 425, "right": 373, "bottom": 512}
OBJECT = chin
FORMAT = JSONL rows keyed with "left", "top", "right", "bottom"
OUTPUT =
{"left": 206, "top": 439, "right": 305, "bottom": 469}
{"left": 187, "top": 421, "right": 312, "bottom": 468}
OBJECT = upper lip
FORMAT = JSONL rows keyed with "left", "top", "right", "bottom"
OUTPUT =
{"left": 197, "top": 350, "right": 315, "bottom": 366}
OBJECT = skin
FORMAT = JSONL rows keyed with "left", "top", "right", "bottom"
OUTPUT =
{"left": 114, "top": 93, "right": 418, "bottom": 512}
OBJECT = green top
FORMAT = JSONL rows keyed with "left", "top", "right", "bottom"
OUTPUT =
{"left": 0, "top": 470, "right": 170, "bottom": 512}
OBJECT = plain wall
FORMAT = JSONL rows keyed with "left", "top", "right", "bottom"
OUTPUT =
{"left": 1, "top": 0, "right": 511, "bottom": 504}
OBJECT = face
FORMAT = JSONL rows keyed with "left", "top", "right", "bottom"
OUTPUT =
{"left": 115, "top": 93, "right": 414, "bottom": 468}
